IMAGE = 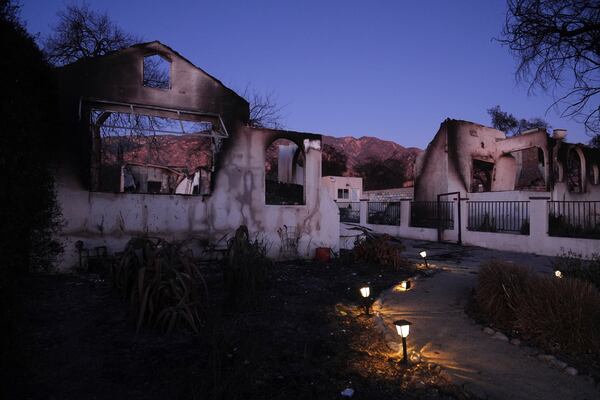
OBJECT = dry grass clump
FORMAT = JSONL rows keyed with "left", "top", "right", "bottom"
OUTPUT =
{"left": 353, "top": 234, "right": 406, "bottom": 269}
{"left": 515, "top": 276, "right": 600, "bottom": 353}
{"left": 223, "top": 225, "right": 271, "bottom": 308}
{"left": 111, "top": 237, "right": 208, "bottom": 334}
{"left": 475, "top": 261, "right": 533, "bottom": 329}
{"left": 475, "top": 261, "right": 600, "bottom": 354}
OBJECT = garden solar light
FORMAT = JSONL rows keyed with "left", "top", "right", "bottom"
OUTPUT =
{"left": 555, "top": 270, "right": 563, "bottom": 278}
{"left": 419, "top": 250, "right": 428, "bottom": 269}
{"left": 399, "top": 280, "right": 411, "bottom": 291}
{"left": 360, "top": 286, "right": 370, "bottom": 298}
{"left": 360, "top": 286, "right": 371, "bottom": 315}
{"left": 394, "top": 319, "right": 412, "bottom": 365}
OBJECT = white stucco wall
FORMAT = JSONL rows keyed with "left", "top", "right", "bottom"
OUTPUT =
{"left": 321, "top": 176, "right": 363, "bottom": 201}
{"left": 345, "top": 199, "right": 598, "bottom": 258}
{"left": 55, "top": 126, "right": 340, "bottom": 270}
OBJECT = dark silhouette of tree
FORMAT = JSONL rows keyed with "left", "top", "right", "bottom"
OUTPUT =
{"left": 487, "top": 105, "right": 550, "bottom": 135}
{"left": 499, "top": 0, "right": 600, "bottom": 142}
{"left": 1, "top": 0, "right": 62, "bottom": 272}
{"left": 1, "top": 0, "right": 62, "bottom": 392}
{"left": 44, "top": 2, "right": 140, "bottom": 66}
{"left": 321, "top": 144, "right": 347, "bottom": 176}
{"left": 488, "top": 105, "right": 519, "bottom": 133}
{"left": 355, "top": 157, "right": 407, "bottom": 191}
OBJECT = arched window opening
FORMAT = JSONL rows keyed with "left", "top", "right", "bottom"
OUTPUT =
{"left": 143, "top": 54, "right": 171, "bottom": 89}
{"left": 470, "top": 159, "right": 494, "bottom": 192}
{"left": 591, "top": 164, "right": 599, "bottom": 185}
{"left": 567, "top": 148, "right": 584, "bottom": 193}
{"left": 265, "top": 139, "right": 305, "bottom": 205}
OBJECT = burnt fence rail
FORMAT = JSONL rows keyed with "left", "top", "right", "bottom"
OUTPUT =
{"left": 467, "top": 201, "right": 530, "bottom": 235}
{"left": 367, "top": 202, "right": 401, "bottom": 226}
{"left": 337, "top": 201, "right": 361, "bottom": 223}
{"left": 410, "top": 201, "right": 454, "bottom": 229}
{"left": 548, "top": 201, "right": 600, "bottom": 239}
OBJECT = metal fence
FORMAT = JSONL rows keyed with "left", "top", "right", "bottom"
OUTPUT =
{"left": 367, "top": 202, "right": 401, "bottom": 226}
{"left": 337, "top": 201, "right": 360, "bottom": 223}
{"left": 410, "top": 201, "right": 454, "bottom": 229}
{"left": 467, "top": 201, "right": 530, "bottom": 235}
{"left": 548, "top": 201, "right": 600, "bottom": 239}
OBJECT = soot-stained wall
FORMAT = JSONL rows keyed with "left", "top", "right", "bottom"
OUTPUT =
{"left": 53, "top": 42, "right": 339, "bottom": 269}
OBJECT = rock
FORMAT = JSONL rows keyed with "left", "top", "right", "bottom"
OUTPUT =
{"left": 537, "top": 354, "right": 556, "bottom": 362}
{"left": 384, "top": 333, "right": 397, "bottom": 343}
{"left": 565, "top": 367, "right": 578, "bottom": 376}
{"left": 414, "top": 381, "right": 426, "bottom": 389}
{"left": 409, "top": 352, "right": 421, "bottom": 363}
{"left": 387, "top": 341, "right": 400, "bottom": 352}
{"left": 463, "top": 382, "right": 488, "bottom": 399}
{"left": 483, "top": 327, "right": 495, "bottom": 335}
{"left": 341, "top": 388, "right": 354, "bottom": 397}
{"left": 492, "top": 332, "right": 509, "bottom": 341}
{"left": 438, "top": 369, "right": 452, "bottom": 382}
{"left": 520, "top": 346, "right": 538, "bottom": 356}
{"left": 549, "top": 359, "right": 568, "bottom": 369}
{"left": 510, "top": 338, "right": 521, "bottom": 346}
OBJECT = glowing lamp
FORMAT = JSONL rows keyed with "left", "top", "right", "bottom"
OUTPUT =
{"left": 394, "top": 319, "right": 411, "bottom": 338}
{"left": 419, "top": 250, "right": 429, "bottom": 269}
{"left": 394, "top": 319, "right": 412, "bottom": 364}
{"left": 360, "top": 286, "right": 370, "bottom": 298}
{"left": 360, "top": 285, "right": 371, "bottom": 315}
{"left": 555, "top": 270, "right": 563, "bottom": 278}
{"left": 400, "top": 280, "right": 411, "bottom": 291}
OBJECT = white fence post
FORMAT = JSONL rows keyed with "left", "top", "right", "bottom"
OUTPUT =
{"left": 360, "top": 200, "right": 368, "bottom": 225}
{"left": 401, "top": 200, "right": 411, "bottom": 229}
{"left": 529, "top": 197, "right": 548, "bottom": 242}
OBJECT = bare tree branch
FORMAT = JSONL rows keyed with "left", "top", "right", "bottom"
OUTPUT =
{"left": 499, "top": 0, "right": 600, "bottom": 138}
{"left": 44, "top": 1, "right": 141, "bottom": 66}
{"left": 242, "top": 85, "right": 286, "bottom": 129}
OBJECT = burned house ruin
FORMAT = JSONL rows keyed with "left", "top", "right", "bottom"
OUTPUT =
{"left": 414, "top": 119, "right": 600, "bottom": 202}
{"left": 54, "top": 41, "right": 339, "bottom": 269}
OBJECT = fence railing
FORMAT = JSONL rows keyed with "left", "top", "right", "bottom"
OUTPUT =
{"left": 467, "top": 201, "right": 530, "bottom": 235}
{"left": 410, "top": 201, "right": 454, "bottom": 229}
{"left": 367, "top": 202, "right": 401, "bottom": 226}
{"left": 548, "top": 201, "right": 600, "bottom": 239}
{"left": 337, "top": 201, "right": 360, "bottom": 223}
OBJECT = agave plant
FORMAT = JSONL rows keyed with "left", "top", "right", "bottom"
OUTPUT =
{"left": 111, "top": 237, "right": 208, "bottom": 334}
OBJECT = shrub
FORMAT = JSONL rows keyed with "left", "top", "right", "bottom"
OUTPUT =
{"left": 111, "top": 237, "right": 208, "bottom": 334}
{"left": 514, "top": 276, "right": 600, "bottom": 353}
{"left": 223, "top": 225, "right": 271, "bottom": 308}
{"left": 475, "top": 261, "right": 533, "bottom": 329}
{"left": 553, "top": 251, "right": 600, "bottom": 290}
{"left": 475, "top": 261, "right": 600, "bottom": 354}
{"left": 353, "top": 234, "right": 406, "bottom": 269}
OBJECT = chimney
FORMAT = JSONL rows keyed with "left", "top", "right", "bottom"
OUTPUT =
{"left": 552, "top": 129, "right": 567, "bottom": 139}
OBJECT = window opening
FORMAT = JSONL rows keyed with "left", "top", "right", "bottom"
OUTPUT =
{"left": 265, "top": 139, "right": 305, "bottom": 205}
{"left": 337, "top": 188, "right": 349, "bottom": 199}
{"left": 567, "top": 148, "right": 583, "bottom": 193}
{"left": 89, "top": 101, "right": 228, "bottom": 195}
{"left": 143, "top": 54, "right": 170, "bottom": 89}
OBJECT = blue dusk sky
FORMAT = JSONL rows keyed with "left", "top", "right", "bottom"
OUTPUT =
{"left": 20, "top": 0, "right": 594, "bottom": 149}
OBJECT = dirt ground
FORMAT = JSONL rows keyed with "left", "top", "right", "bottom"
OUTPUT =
{"left": 6, "top": 255, "right": 473, "bottom": 400}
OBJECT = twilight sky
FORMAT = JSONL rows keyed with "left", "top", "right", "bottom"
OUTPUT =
{"left": 20, "top": 0, "right": 593, "bottom": 148}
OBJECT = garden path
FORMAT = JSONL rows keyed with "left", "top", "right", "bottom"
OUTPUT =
{"left": 373, "top": 240, "right": 600, "bottom": 400}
